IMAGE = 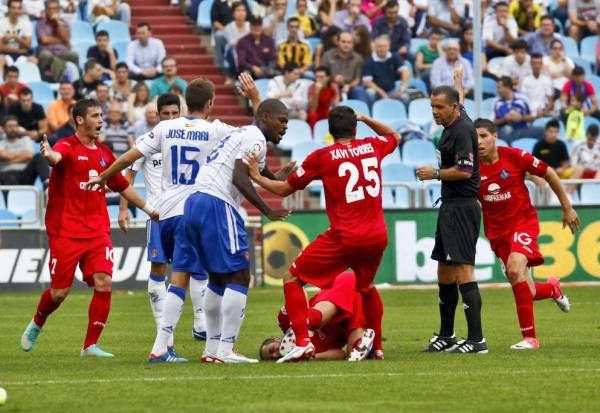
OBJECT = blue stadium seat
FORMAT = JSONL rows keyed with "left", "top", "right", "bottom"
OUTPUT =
{"left": 382, "top": 162, "right": 415, "bottom": 182}
{"left": 107, "top": 205, "right": 120, "bottom": 221}
{"left": 511, "top": 137, "right": 538, "bottom": 153}
{"left": 372, "top": 99, "right": 407, "bottom": 129}
{"left": 197, "top": 0, "right": 214, "bottom": 31}
{"left": 356, "top": 121, "right": 376, "bottom": 139}
{"left": 409, "top": 38, "right": 428, "bottom": 55}
{"left": 586, "top": 74, "right": 600, "bottom": 96}
{"left": 497, "top": 139, "right": 509, "bottom": 147}
{"left": 579, "top": 183, "right": 600, "bottom": 205}
{"left": 559, "top": 35, "right": 579, "bottom": 58}
{"left": 70, "top": 20, "right": 94, "bottom": 43}
{"left": 482, "top": 76, "right": 497, "bottom": 96}
{"left": 408, "top": 78, "right": 428, "bottom": 95}
{"left": 291, "top": 141, "right": 322, "bottom": 164}
{"left": 313, "top": 119, "right": 329, "bottom": 144}
{"left": 306, "top": 37, "right": 321, "bottom": 55}
{"left": 408, "top": 98, "right": 433, "bottom": 129}
{"left": 533, "top": 117, "right": 565, "bottom": 136}
{"left": 580, "top": 35, "right": 598, "bottom": 65}
{"left": 280, "top": 119, "right": 312, "bottom": 151}
{"left": 255, "top": 78, "right": 269, "bottom": 100}
{"left": 463, "top": 99, "right": 475, "bottom": 118}
{"left": 19, "top": 208, "right": 40, "bottom": 228}
{"left": 112, "top": 41, "right": 128, "bottom": 62}
{"left": 15, "top": 61, "right": 41, "bottom": 82}
{"left": 584, "top": 116, "right": 600, "bottom": 131}
{"left": 401, "top": 139, "right": 437, "bottom": 167}
{"left": 71, "top": 41, "right": 94, "bottom": 69}
{"left": 0, "top": 208, "right": 18, "bottom": 228}
{"left": 7, "top": 190, "right": 37, "bottom": 216}
{"left": 29, "top": 82, "right": 55, "bottom": 111}
{"left": 340, "top": 99, "right": 370, "bottom": 116}
{"left": 571, "top": 56, "right": 593, "bottom": 75}
{"left": 96, "top": 20, "right": 130, "bottom": 42}
{"left": 481, "top": 97, "right": 495, "bottom": 118}
{"left": 382, "top": 148, "right": 402, "bottom": 166}
{"left": 424, "top": 183, "right": 442, "bottom": 208}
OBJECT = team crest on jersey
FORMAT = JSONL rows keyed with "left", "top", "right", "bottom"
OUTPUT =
{"left": 99, "top": 157, "right": 107, "bottom": 168}
{"left": 500, "top": 169, "right": 510, "bottom": 180}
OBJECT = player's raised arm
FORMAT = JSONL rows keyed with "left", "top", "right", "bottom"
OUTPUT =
{"left": 85, "top": 146, "right": 144, "bottom": 190}
{"left": 356, "top": 113, "right": 402, "bottom": 145}
{"left": 119, "top": 184, "right": 159, "bottom": 221}
{"left": 118, "top": 169, "right": 136, "bottom": 232}
{"left": 453, "top": 64, "right": 464, "bottom": 105}
{"left": 237, "top": 72, "right": 261, "bottom": 114}
{"left": 243, "top": 154, "right": 296, "bottom": 197}
{"left": 39, "top": 134, "right": 62, "bottom": 165}
{"left": 544, "top": 167, "right": 580, "bottom": 233}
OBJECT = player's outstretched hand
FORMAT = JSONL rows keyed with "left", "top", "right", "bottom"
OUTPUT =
{"left": 148, "top": 210, "right": 159, "bottom": 222}
{"left": 40, "top": 134, "right": 52, "bottom": 160}
{"left": 237, "top": 72, "right": 259, "bottom": 101}
{"left": 267, "top": 208, "right": 292, "bottom": 221}
{"left": 243, "top": 153, "right": 261, "bottom": 181}
{"left": 118, "top": 209, "right": 130, "bottom": 233}
{"left": 562, "top": 206, "right": 580, "bottom": 234}
{"left": 416, "top": 166, "right": 434, "bottom": 181}
{"left": 84, "top": 175, "right": 105, "bottom": 191}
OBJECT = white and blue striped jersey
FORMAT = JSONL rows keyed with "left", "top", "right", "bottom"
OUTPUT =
{"left": 196, "top": 125, "right": 267, "bottom": 210}
{"left": 136, "top": 116, "right": 236, "bottom": 219}
{"left": 131, "top": 136, "right": 162, "bottom": 209}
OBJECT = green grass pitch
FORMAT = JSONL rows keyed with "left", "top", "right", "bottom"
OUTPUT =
{"left": 1, "top": 286, "right": 599, "bottom": 412}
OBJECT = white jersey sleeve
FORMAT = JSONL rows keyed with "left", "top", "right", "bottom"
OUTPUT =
{"left": 236, "top": 129, "right": 267, "bottom": 172}
{"left": 136, "top": 123, "right": 164, "bottom": 157}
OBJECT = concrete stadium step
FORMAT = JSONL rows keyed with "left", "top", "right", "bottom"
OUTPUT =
{"left": 160, "top": 35, "right": 202, "bottom": 45}
{"left": 131, "top": 16, "right": 188, "bottom": 25}
{"left": 151, "top": 25, "right": 192, "bottom": 35}
{"left": 177, "top": 64, "right": 221, "bottom": 75}
{"left": 132, "top": 6, "right": 181, "bottom": 16}
{"left": 172, "top": 54, "right": 214, "bottom": 65}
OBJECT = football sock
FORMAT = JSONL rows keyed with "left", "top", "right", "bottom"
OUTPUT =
{"left": 459, "top": 282, "right": 484, "bottom": 342}
{"left": 307, "top": 308, "right": 323, "bottom": 329}
{"left": 204, "top": 283, "right": 224, "bottom": 355}
{"left": 150, "top": 285, "right": 185, "bottom": 356}
{"left": 512, "top": 281, "right": 536, "bottom": 338}
{"left": 363, "top": 286, "right": 384, "bottom": 351}
{"left": 33, "top": 289, "right": 61, "bottom": 328}
{"left": 83, "top": 290, "right": 112, "bottom": 349}
{"left": 534, "top": 282, "right": 554, "bottom": 300}
{"left": 190, "top": 273, "right": 208, "bottom": 333}
{"left": 283, "top": 281, "right": 310, "bottom": 346}
{"left": 147, "top": 273, "right": 166, "bottom": 329}
{"left": 438, "top": 282, "right": 458, "bottom": 337}
{"left": 218, "top": 284, "right": 248, "bottom": 355}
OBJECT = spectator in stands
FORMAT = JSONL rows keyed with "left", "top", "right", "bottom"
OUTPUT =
{"left": 266, "top": 62, "right": 307, "bottom": 120}
{"left": 59, "top": 0, "right": 79, "bottom": 23}
{"left": 7, "top": 88, "right": 46, "bottom": 141}
{"left": 94, "top": 83, "right": 111, "bottom": 119}
{"left": 236, "top": 16, "right": 277, "bottom": 79}
{"left": 571, "top": 124, "right": 600, "bottom": 179}
{"left": 415, "top": 29, "right": 442, "bottom": 86}
{"left": 222, "top": 2, "right": 250, "bottom": 79}
{"left": 502, "top": 39, "right": 531, "bottom": 87}
{"left": 509, "top": 0, "right": 542, "bottom": 36}
{"left": 332, "top": 0, "right": 371, "bottom": 32}
{"left": 427, "top": 0, "right": 466, "bottom": 37}
{"left": 150, "top": 57, "right": 188, "bottom": 99}
{"left": 87, "top": 0, "right": 131, "bottom": 27}
{"left": 0, "top": 115, "right": 49, "bottom": 189}
{"left": 552, "top": 0, "right": 569, "bottom": 28}
{"left": 293, "top": 0, "right": 318, "bottom": 38}
{"left": 168, "top": 84, "right": 188, "bottom": 114}
{"left": 22, "top": 0, "right": 45, "bottom": 20}
{"left": 112, "top": 62, "right": 134, "bottom": 109}
{"left": 361, "top": 0, "right": 385, "bottom": 24}
{"left": 568, "top": 0, "right": 600, "bottom": 42}
{"left": 0, "top": 0, "right": 33, "bottom": 61}
{"left": 523, "top": 14, "right": 559, "bottom": 56}
{"left": 564, "top": 92, "right": 586, "bottom": 142}
{"left": 560, "top": 66, "right": 599, "bottom": 120}
{"left": 353, "top": 34, "right": 411, "bottom": 107}
{"left": 213, "top": 1, "right": 249, "bottom": 73}
{"left": 430, "top": 40, "right": 474, "bottom": 97}
{"left": 134, "top": 102, "right": 159, "bottom": 138}
{"left": 277, "top": 17, "right": 312, "bottom": 75}
{"left": 36, "top": 0, "right": 79, "bottom": 82}
{"left": 265, "top": 0, "right": 302, "bottom": 44}
{"left": 0, "top": 66, "right": 27, "bottom": 107}
{"left": 543, "top": 39, "right": 574, "bottom": 92}
{"left": 127, "top": 82, "right": 150, "bottom": 124}
{"left": 532, "top": 119, "right": 584, "bottom": 183}
{"left": 318, "top": 0, "right": 345, "bottom": 33}
{"left": 74, "top": 58, "right": 104, "bottom": 99}
{"left": 352, "top": 25, "right": 372, "bottom": 59}
{"left": 519, "top": 52, "right": 554, "bottom": 118}
{"left": 397, "top": 0, "right": 428, "bottom": 36}
{"left": 46, "top": 81, "right": 75, "bottom": 132}
{"left": 314, "top": 25, "right": 341, "bottom": 67}
{"left": 87, "top": 30, "right": 118, "bottom": 80}
{"left": 371, "top": 1, "right": 411, "bottom": 58}
{"left": 126, "top": 23, "right": 166, "bottom": 81}
{"left": 306, "top": 65, "right": 339, "bottom": 128}
{"left": 492, "top": 76, "right": 542, "bottom": 143}
{"left": 459, "top": 24, "right": 488, "bottom": 75}
{"left": 321, "top": 31, "right": 363, "bottom": 100}
{"left": 483, "top": 1, "right": 518, "bottom": 60}
{"left": 102, "top": 101, "right": 134, "bottom": 157}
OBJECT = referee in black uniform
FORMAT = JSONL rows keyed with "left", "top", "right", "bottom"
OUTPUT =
{"left": 416, "top": 83, "right": 487, "bottom": 354}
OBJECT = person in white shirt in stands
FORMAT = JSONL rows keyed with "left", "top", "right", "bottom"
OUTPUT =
{"left": 519, "top": 52, "right": 554, "bottom": 118}
{"left": 22, "top": 0, "right": 45, "bottom": 19}
{"left": 87, "top": 0, "right": 131, "bottom": 26}
{"left": 502, "top": 39, "right": 531, "bottom": 88}
{"left": 59, "top": 0, "right": 79, "bottom": 23}
{"left": 126, "top": 22, "right": 166, "bottom": 81}
{"left": 483, "top": 1, "right": 518, "bottom": 59}
{"left": 133, "top": 102, "right": 159, "bottom": 138}
{"left": 571, "top": 124, "right": 600, "bottom": 179}
{"left": 0, "top": 0, "right": 33, "bottom": 61}
{"left": 266, "top": 62, "right": 307, "bottom": 120}
{"left": 542, "top": 38, "right": 574, "bottom": 92}
{"left": 427, "top": 0, "right": 467, "bottom": 37}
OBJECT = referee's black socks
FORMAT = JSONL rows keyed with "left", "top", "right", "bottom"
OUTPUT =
{"left": 459, "top": 282, "right": 483, "bottom": 342}
{"left": 438, "top": 282, "right": 458, "bottom": 337}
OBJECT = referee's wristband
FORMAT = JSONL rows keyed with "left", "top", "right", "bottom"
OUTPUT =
{"left": 142, "top": 202, "right": 156, "bottom": 216}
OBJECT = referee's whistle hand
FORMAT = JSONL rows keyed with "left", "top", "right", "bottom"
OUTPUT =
{"left": 416, "top": 166, "right": 434, "bottom": 181}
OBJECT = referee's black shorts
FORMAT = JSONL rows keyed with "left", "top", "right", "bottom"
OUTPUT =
{"left": 431, "top": 197, "right": 481, "bottom": 266}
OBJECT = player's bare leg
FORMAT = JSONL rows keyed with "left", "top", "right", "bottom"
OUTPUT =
{"left": 20, "top": 287, "right": 70, "bottom": 352}
{"left": 424, "top": 263, "right": 458, "bottom": 352}
{"left": 81, "top": 273, "right": 114, "bottom": 357}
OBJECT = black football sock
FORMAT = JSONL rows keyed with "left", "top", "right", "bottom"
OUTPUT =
{"left": 438, "top": 282, "right": 458, "bottom": 337}
{"left": 459, "top": 282, "right": 484, "bottom": 342}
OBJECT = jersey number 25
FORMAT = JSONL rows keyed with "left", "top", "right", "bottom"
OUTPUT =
{"left": 338, "top": 157, "right": 380, "bottom": 203}
{"left": 171, "top": 145, "right": 200, "bottom": 185}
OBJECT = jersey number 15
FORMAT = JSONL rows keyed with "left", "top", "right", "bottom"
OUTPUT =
{"left": 338, "top": 157, "right": 380, "bottom": 203}
{"left": 171, "top": 145, "right": 200, "bottom": 185}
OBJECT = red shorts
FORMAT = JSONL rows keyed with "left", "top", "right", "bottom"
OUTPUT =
{"left": 490, "top": 223, "right": 544, "bottom": 269}
{"left": 310, "top": 272, "right": 356, "bottom": 319}
{"left": 290, "top": 230, "right": 386, "bottom": 291}
{"left": 48, "top": 235, "right": 114, "bottom": 289}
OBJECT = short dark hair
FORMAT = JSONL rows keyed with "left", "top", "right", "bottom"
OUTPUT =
{"left": 249, "top": 15, "right": 263, "bottom": 26}
{"left": 329, "top": 106, "right": 357, "bottom": 139}
{"left": 259, "top": 337, "right": 279, "bottom": 360}
{"left": 474, "top": 118, "right": 496, "bottom": 134}
{"left": 84, "top": 58, "right": 101, "bottom": 72}
{"left": 96, "top": 83, "right": 109, "bottom": 90}
{"left": 514, "top": 39, "right": 528, "bottom": 51}
{"left": 315, "top": 65, "right": 330, "bottom": 76}
{"left": 157, "top": 92, "right": 181, "bottom": 112}
{"left": 530, "top": 52, "right": 543, "bottom": 60}
{"left": 587, "top": 124, "right": 599, "bottom": 138}
{"left": 21, "top": 87, "right": 32, "bottom": 96}
{"left": 59, "top": 80, "right": 73, "bottom": 87}
{"left": 498, "top": 76, "right": 513, "bottom": 88}
{"left": 4, "top": 65, "right": 19, "bottom": 78}
{"left": 495, "top": 1, "right": 509, "bottom": 9}
{"left": 545, "top": 118, "right": 560, "bottom": 130}
{"left": 430, "top": 28, "right": 443, "bottom": 37}
{"left": 7, "top": 0, "right": 23, "bottom": 8}
{"left": 116, "top": 62, "right": 129, "bottom": 71}
{"left": 137, "top": 22, "right": 151, "bottom": 30}
{"left": 161, "top": 56, "right": 176, "bottom": 66}
{"left": 282, "top": 62, "right": 299, "bottom": 73}
{"left": 572, "top": 66, "right": 585, "bottom": 76}
{"left": 2, "top": 115, "right": 19, "bottom": 127}
{"left": 231, "top": 1, "right": 246, "bottom": 13}
{"left": 255, "top": 99, "right": 287, "bottom": 122}
{"left": 540, "top": 14, "right": 554, "bottom": 24}
{"left": 383, "top": 0, "right": 398, "bottom": 11}
{"left": 72, "top": 99, "right": 101, "bottom": 123}
{"left": 95, "top": 30, "right": 109, "bottom": 38}
{"left": 185, "top": 78, "right": 214, "bottom": 112}
{"left": 431, "top": 86, "right": 459, "bottom": 104}
{"left": 287, "top": 16, "right": 300, "bottom": 26}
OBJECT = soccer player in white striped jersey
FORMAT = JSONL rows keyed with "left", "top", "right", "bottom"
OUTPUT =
{"left": 182, "top": 99, "right": 293, "bottom": 363}
{"left": 85, "top": 76, "right": 261, "bottom": 362}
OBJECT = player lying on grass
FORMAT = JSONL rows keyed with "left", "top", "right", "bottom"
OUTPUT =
{"left": 259, "top": 272, "right": 375, "bottom": 361}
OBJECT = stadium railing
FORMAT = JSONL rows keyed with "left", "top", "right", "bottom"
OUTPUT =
{"left": 0, "top": 185, "right": 43, "bottom": 227}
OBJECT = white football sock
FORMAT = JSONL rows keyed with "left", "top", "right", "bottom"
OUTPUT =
{"left": 150, "top": 285, "right": 185, "bottom": 357}
{"left": 190, "top": 274, "right": 207, "bottom": 333}
{"left": 218, "top": 284, "right": 248, "bottom": 356}
{"left": 204, "top": 283, "right": 224, "bottom": 355}
{"left": 147, "top": 274, "right": 166, "bottom": 329}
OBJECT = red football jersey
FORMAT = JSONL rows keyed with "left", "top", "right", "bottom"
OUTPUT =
{"left": 287, "top": 134, "right": 398, "bottom": 245}
{"left": 478, "top": 146, "right": 548, "bottom": 240}
{"left": 45, "top": 135, "right": 129, "bottom": 238}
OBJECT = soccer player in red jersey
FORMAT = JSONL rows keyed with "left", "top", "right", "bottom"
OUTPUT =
{"left": 260, "top": 272, "right": 375, "bottom": 361}
{"left": 475, "top": 118, "right": 579, "bottom": 350}
{"left": 20, "top": 99, "right": 158, "bottom": 358}
{"left": 245, "top": 106, "right": 400, "bottom": 362}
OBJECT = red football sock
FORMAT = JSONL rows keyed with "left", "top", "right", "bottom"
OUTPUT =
{"left": 534, "top": 282, "right": 554, "bottom": 300}
{"left": 307, "top": 308, "right": 323, "bottom": 329}
{"left": 362, "top": 287, "right": 384, "bottom": 351}
{"left": 33, "top": 289, "right": 61, "bottom": 327}
{"left": 283, "top": 282, "right": 310, "bottom": 346}
{"left": 512, "top": 281, "right": 536, "bottom": 339}
{"left": 83, "top": 290, "right": 112, "bottom": 350}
